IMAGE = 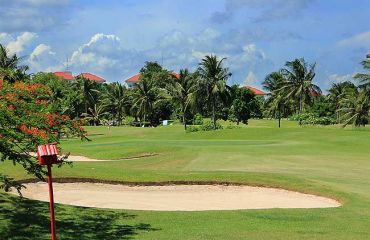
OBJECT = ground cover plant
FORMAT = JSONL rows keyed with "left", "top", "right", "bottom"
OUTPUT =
{"left": 1, "top": 120, "right": 369, "bottom": 239}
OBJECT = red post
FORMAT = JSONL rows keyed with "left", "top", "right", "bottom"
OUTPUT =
{"left": 47, "top": 164, "right": 57, "bottom": 240}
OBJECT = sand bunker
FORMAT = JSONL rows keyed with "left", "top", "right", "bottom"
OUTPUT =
{"left": 12, "top": 182, "right": 341, "bottom": 211}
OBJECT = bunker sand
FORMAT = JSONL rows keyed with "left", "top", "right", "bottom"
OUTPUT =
{"left": 14, "top": 182, "right": 341, "bottom": 211}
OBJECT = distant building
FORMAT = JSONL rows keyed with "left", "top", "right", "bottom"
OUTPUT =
{"left": 240, "top": 85, "right": 266, "bottom": 95}
{"left": 53, "top": 71, "right": 74, "bottom": 81}
{"left": 124, "top": 72, "right": 180, "bottom": 88}
{"left": 75, "top": 73, "right": 106, "bottom": 83}
{"left": 367, "top": 53, "right": 370, "bottom": 58}
{"left": 53, "top": 72, "right": 106, "bottom": 83}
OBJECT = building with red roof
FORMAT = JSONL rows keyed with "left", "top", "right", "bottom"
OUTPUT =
{"left": 367, "top": 53, "right": 370, "bottom": 58}
{"left": 125, "top": 72, "right": 180, "bottom": 88}
{"left": 241, "top": 85, "right": 266, "bottom": 95}
{"left": 76, "top": 73, "right": 106, "bottom": 83}
{"left": 53, "top": 71, "right": 74, "bottom": 81}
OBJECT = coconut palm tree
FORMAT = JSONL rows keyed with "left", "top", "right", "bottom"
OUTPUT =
{"left": 328, "top": 81, "right": 357, "bottom": 123}
{"left": 103, "top": 83, "right": 127, "bottom": 125}
{"left": 74, "top": 77, "right": 100, "bottom": 115}
{"left": 198, "top": 55, "right": 231, "bottom": 129}
{"left": 0, "top": 44, "right": 29, "bottom": 83}
{"left": 82, "top": 103, "right": 108, "bottom": 126}
{"left": 132, "top": 77, "right": 164, "bottom": 125}
{"left": 338, "top": 89, "right": 369, "bottom": 127}
{"left": 281, "top": 58, "right": 321, "bottom": 114}
{"left": 263, "top": 71, "right": 286, "bottom": 128}
{"left": 167, "top": 69, "right": 198, "bottom": 130}
{"left": 354, "top": 59, "right": 370, "bottom": 90}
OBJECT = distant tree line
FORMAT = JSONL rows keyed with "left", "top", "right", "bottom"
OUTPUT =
{"left": 1, "top": 43, "right": 369, "bottom": 129}
{"left": 263, "top": 58, "right": 369, "bottom": 127}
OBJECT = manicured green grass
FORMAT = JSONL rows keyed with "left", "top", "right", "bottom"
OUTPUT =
{"left": 1, "top": 120, "right": 370, "bottom": 239}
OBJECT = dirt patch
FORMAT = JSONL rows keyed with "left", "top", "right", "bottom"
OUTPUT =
{"left": 12, "top": 182, "right": 341, "bottom": 211}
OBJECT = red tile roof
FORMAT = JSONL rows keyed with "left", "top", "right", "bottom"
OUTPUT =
{"left": 53, "top": 72, "right": 74, "bottom": 81}
{"left": 76, "top": 73, "right": 106, "bottom": 83}
{"left": 241, "top": 86, "right": 266, "bottom": 95}
{"left": 367, "top": 53, "right": 370, "bottom": 58}
{"left": 125, "top": 72, "right": 180, "bottom": 83}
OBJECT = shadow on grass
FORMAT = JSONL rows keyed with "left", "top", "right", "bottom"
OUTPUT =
{"left": 0, "top": 193, "right": 158, "bottom": 240}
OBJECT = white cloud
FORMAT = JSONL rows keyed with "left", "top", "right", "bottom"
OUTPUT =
{"left": 338, "top": 31, "right": 370, "bottom": 47}
{"left": 28, "top": 43, "right": 58, "bottom": 71}
{"left": 328, "top": 73, "right": 354, "bottom": 83}
{"left": 6, "top": 32, "right": 37, "bottom": 54}
{"left": 243, "top": 71, "right": 258, "bottom": 86}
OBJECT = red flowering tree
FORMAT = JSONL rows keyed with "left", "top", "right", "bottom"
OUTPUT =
{"left": 0, "top": 79, "right": 86, "bottom": 192}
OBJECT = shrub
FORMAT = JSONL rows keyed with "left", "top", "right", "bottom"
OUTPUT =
{"left": 192, "top": 113, "right": 203, "bottom": 125}
{"left": 290, "top": 113, "right": 336, "bottom": 125}
{"left": 200, "top": 120, "right": 223, "bottom": 131}
{"left": 185, "top": 126, "right": 200, "bottom": 133}
{"left": 123, "top": 116, "right": 135, "bottom": 126}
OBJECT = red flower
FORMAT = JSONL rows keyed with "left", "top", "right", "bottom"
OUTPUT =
{"left": 8, "top": 105, "right": 14, "bottom": 110}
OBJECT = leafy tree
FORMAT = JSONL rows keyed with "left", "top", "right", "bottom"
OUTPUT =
{"left": 198, "top": 55, "right": 231, "bottom": 129}
{"left": 281, "top": 58, "right": 321, "bottom": 114}
{"left": 228, "top": 85, "right": 256, "bottom": 125}
{"left": 0, "top": 80, "right": 86, "bottom": 192}
{"left": 167, "top": 69, "right": 198, "bottom": 130}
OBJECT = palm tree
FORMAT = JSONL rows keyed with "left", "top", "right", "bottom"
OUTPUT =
{"left": 281, "top": 58, "right": 321, "bottom": 114}
{"left": 198, "top": 55, "right": 231, "bottom": 129}
{"left": 103, "top": 83, "right": 127, "bottom": 125}
{"left": 167, "top": 69, "right": 198, "bottom": 130}
{"left": 354, "top": 59, "right": 370, "bottom": 90}
{"left": 74, "top": 77, "right": 100, "bottom": 115}
{"left": 132, "top": 77, "right": 162, "bottom": 125}
{"left": 263, "top": 71, "right": 286, "bottom": 128}
{"left": 82, "top": 103, "right": 108, "bottom": 126}
{"left": 0, "top": 44, "right": 29, "bottom": 83}
{"left": 328, "top": 81, "right": 357, "bottom": 123}
{"left": 339, "top": 89, "right": 369, "bottom": 127}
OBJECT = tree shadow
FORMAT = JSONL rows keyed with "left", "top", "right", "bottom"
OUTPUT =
{"left": 0, "top": 193, "right": 159, "bottom": 240}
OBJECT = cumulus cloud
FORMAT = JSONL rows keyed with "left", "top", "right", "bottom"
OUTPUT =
{"left": 6, "top": 32, "right": 37, "bottom": 55}
{"left": 28, "top": 43, "right": 59, "bottom": 71}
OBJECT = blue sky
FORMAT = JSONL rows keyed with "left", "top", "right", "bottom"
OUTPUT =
{"left": 0, "top": 0, "right": 369, "bottom": 90}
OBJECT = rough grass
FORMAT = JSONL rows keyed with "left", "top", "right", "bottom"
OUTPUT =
{"left": 1, "top": 119, "right": 370, "bottom": 239}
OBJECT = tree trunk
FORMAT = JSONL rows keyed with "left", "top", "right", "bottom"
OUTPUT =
{"left": 183, "top": 113, "right": 187, "bottom": 130}
{"left": 278, "top": 116, "right": 281, "bottom": 128}
{"left": 237, "top": 120, "right": 240, "bottom": 125}
{"left": 212, "top": 97, "right": 216, "bottom": 129}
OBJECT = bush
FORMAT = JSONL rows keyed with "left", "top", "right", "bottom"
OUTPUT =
{"left": 185, "top": 126, "right": 200, "bottom": 133}
{"left": 200, "top": 120, "right": 223, "bottom": 131}
{"left": 290, "top": 113, "right": 336, "bottom": 125}
{"left": 192, "top": 113, "right": 203, "bottom": 125}
{"left": 186, "top": 120, "right": 223, "bottom": 133}
{"left": 225, "top": 125, "right": 242, "bottom": 130}
{"left": 123, "top": 116, "right": 135, "bottom": 126}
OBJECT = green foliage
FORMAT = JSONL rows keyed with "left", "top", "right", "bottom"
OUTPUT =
{"left": 228, "top": 85, "right": 257, "bottom": 125}
{"left": 123, "top": 116, "right": 135, "bottom": 126}
{"left": 192, "top": 113, "right": 203, "bottom": 125}
{"left": 290, "top": 113, "right": 336, "bottom": 125}
{"left": 0, "top": 80, "right": 86, "bottom": 190}
{"left": 200, "top": 120, "right": 223, "bottom": 131}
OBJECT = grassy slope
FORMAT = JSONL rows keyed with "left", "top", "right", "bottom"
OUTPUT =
{"left": 1, "top": 120, "right": 370, "bottom": 239}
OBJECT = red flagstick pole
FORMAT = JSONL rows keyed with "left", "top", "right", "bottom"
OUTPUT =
{"left": 47, "top": 163, "right": 57, "bottom": 240}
